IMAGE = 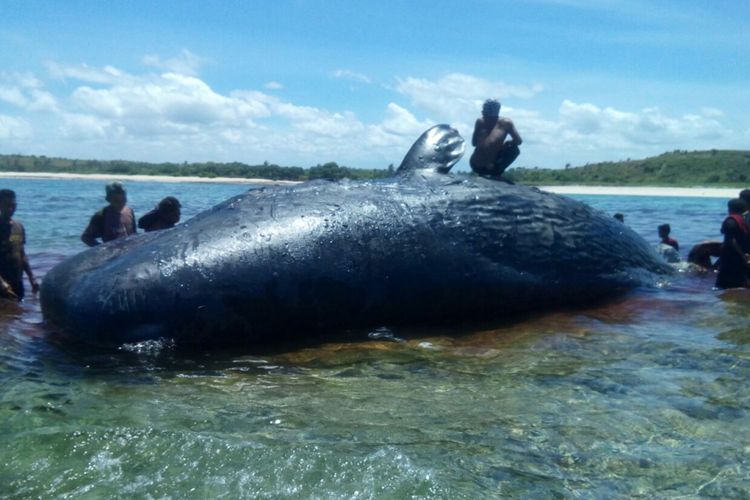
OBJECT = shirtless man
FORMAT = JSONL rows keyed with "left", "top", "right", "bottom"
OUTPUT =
{"left": 470, "top": 99, "right": 523, "bottom": 178}
{"left": 0, "top": 189, "right": 39, "bottom": 300}
{"left": 81, "top": 182, "right": 137, "bottom": 246}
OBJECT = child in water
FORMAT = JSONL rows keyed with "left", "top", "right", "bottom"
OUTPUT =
{"left": 658, "top": 224, "right": 679, "bottom": 251}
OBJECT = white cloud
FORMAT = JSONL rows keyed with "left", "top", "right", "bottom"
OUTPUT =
{"left": 71, "top": 73, "right": 271, "bottom": 135}
{"left": 0, "top": 72, "right": 58, "bottom": 112}
{"left": 4, "top": 62, "right": 740, "bottom": 169}
{"left": 0, "top": 86, "right": 27, "bottom": 107}
{"left": 332, "top": 69, "right": 372, "bottom": 84}
{"left": 264, "top": 81, "right": 283, "bottom": 90}
{"left": 700, "top": 107, "right": 723, "bottom": 118}
{"left": 142, "top": 49, "right": 205, "bottom": 76}
{"left": 364, "top": 103, "right": 434, "bottom": 154}
{"left": 0, "top": 114, "right": 32, "bottom": 140}
{"left": 59, "top": 113, "right": 113, "bottom": 140}
{"left": 395, "top": 73, "right": 544, "bottom": 123}
{"left": 556, "top": 100, "right": 727, "bottom": 150}
{"left": 46, "top": 61, "right": 125, "bottom": 84}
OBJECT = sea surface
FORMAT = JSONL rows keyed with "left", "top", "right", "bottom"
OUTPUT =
{"left": 1, "top": 178, "right": 749, "bottom": 498}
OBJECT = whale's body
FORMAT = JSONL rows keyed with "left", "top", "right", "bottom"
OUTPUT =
{"left": 41, "top": 126, "right": 672, "bottom": 346}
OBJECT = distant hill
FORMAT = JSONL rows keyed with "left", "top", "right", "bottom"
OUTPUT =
{"left": 506, "top": 150, "right": 750, "bottom": 187}
{"left": 0, "top": 154, "right": 393, "bottom": 182}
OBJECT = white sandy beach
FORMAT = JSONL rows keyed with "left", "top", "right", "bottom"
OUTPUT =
{"left": 0, "top": 172, "right": 741, "bottom": 198}
{"left": 540, "top": 185, "right": 739, "bottom": 199}
{"left": 0, "top": 171, "right": 298, "bottom": 185}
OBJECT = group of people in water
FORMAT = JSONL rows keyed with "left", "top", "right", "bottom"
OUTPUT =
{"left": 617, "top": 190, "right": 750, "bottom": 289}
{"left": 0, "top": 98, "right": 748, "bottom": 299}
{"left": 469, "top": 98, "right": 749, "bottom": 290}
{"left": 80, "top": 181, "right": 181, "bottom": 246}
{"left": 0, "top": 183, "right": 180, "bottom": 299}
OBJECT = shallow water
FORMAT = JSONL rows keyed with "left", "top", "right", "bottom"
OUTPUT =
{"left": 1, "top": 179, "right": 749, "bottom": 497}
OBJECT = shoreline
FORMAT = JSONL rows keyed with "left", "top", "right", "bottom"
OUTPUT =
{"left": 540, "top": 185, "right": 739, "bottom": 199}
{"left": 0, "top": 172, "right": 741, "bottom": 197}
{"left": 0, "top": 171, "right": 299, "bottom": 185}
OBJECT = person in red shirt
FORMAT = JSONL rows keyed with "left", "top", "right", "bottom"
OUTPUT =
{"left": 715, "top": 198, "right": 750, "bottom": 289}
{"left": 658, "top": 224, "right": 679, "bottom": 251}
{"left": 81, "top": 182, "right": 137, "bottom": 246}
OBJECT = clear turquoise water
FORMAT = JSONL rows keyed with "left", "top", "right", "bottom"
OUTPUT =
{"left": 1, "top": 179, "right": 749, "bottom": 498}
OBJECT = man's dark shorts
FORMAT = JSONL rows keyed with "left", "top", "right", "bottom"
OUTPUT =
{"left": 472, "top": 144, "right": 520, "bottom": 179}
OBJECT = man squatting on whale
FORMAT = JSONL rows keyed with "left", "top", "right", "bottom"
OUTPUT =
{"left": 470, "top": 99, "right": 523, "bottom": 179}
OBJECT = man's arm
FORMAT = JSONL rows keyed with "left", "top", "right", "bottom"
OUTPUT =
{"left": 0, "top": 275, "right": 18, "bottom": 299}
{"left": 471, "top": 118, "right": 483, "bottom": 147}
{"left": 730, "top": 238, "right": 750, "bottom": 266}
{"left": 20, "top": 225, "right": 38, "bottom": 293}
{"left": 507, "top": 120, "right": 523, "bottom": 146}
{"left": 22, "top": 256, "right": 38, "bottom": 293}
{"left": 130, "top": 208, "right": 137, "bottom": 234}
{"left": 81, "top": 212, "right": 102, "bottom": 247}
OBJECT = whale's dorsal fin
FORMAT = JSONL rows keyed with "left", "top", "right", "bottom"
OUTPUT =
{"left": 395, "top": 124, "right": 465, "bottom": 176}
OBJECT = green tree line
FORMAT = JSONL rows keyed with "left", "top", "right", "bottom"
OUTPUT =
{"left": 0, "top": 155, "right": 396, "bottom": 182}
{"left": 505, "top": 149, "right": 750, "bottom": 186}
{"left": 3, "top": 149, "right": 749, "bottom": 186}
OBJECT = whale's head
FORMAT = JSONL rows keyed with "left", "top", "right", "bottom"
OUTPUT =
{"left": 396, "top": 124, "right": 465, "bottom": 176}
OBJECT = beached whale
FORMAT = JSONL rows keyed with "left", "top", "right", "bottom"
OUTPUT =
{"left": 40, "top": 125, "right": 672, "bottom": 346}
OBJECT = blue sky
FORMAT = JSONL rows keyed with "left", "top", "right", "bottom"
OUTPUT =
{"left": 1, "top": 0, "right": 748, "bottom": 170}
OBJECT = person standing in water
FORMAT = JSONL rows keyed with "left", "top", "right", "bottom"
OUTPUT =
{"left": 0, "top": 189, "right": 39, "bottom": 300}
{"left": 739, "top": 189, "right": 750, "bottom": 227}
{"left": 81, "top": 182, "right": 137, "bottom": 246}
{"left": 470, "top": 99, "right": 523, "bottom": 179}
{"left": 715, "top": 198, "right": 750, "bottom": 289}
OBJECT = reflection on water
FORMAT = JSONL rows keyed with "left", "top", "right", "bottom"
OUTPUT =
{"left": 2, "top": 254, "right": 749, "bottom": 497}
{"left": 1, "top": 183, "right": 749, "bottom": 496}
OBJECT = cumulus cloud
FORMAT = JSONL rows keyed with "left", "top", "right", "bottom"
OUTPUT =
{"left": 0, "top": 114, "right": 33, "bottom": 140}
{"left": 142, "top": 49, "right": 205, "bottom": 76}
{"left": 555, "top": 100, "right": 727, "bottom": 149}
{"left": 59, "top": 113, "right": 113, "bottom": 140}
{"left": 395, "top": 73, "right": 544, "bottom": 123}
{"left": 46, "top": 62, "right": 126, "bottom": 84}
{"left": 3, "top": 60, "right": 737, "bottom": 168}
{"left": 332, "top": 69, "right": 372, "bottom": 84}
{"left": 0, "top": 86, "right": 26, "bottom": 108}
{"left": 70, "top": 73, "right": 271, "bottom": 136}
{"left": 389, "top": 72, "right": 733, "bottom": 165}
{"left": 0, "top": 72, "right": 58, "bottom": 111}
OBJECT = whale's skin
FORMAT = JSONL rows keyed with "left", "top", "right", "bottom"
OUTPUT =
{"left": 41, "top": 126, "right": 672, "bottom": 346}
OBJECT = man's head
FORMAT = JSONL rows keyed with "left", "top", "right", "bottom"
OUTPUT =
{"left": 482, "top": 99, "right": 501, "bottom": 118}
{"left": 105, "top": 182, "right": 127, "bottom": 210}
{"left": 728, "top": 198, "right": 747, "bottom": 215}
{"left": 0, "top": 189, "right": 16, "bottom": 219}
{"left": 658, "top": 224, "right": 671, "bottom": 239}
{"left": 739, "top": 189, "right": 750, "bottom": 210}
{"left": 614, "top": 213, "right": 625, "bottom": 223}
{"left": 158, "top": 196, "right": 181, "bottom": 225}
